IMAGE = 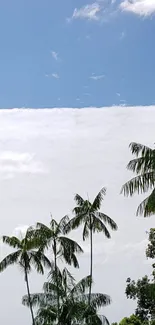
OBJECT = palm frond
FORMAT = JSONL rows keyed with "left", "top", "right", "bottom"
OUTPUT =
{"left": 83, "top": 221, "right": 90, "bottom": 241}
{"left": 36, "top": 222, "right": 52, "bottom": 239}
{"left": 70, "top": 253, "right": 80, "bottom": 268}
{"left": 70, "top": 275, "right": 92, "bottom": 297}
{"left": 59, "top": 215, "right": 70, "bottom": 234}
{"left": 59, "top": 236, "right": 83, "bottom": 254}
{"left": 43, "top": 281, "right": 60, "bottom": 294}
{"left": 35, "top": 223, "right": 52, "bottom": 249}
{"left": 89, "top": 293, "right": 111, "bottom": 309}
{"left": 65, "top": 213, "right": 87, "bottom": 234}
{"left": 0, "top": 250, "right": 21, "bottom": 272}
{"left": 136, "top": 188, "right": 155, "bottom": 217}
{"left": 30, "top": 252, "right": 44, "bottom": 274}
{"left": 30, "top": 251, "right": 51, "bottom": 274}
{"left": 127, "top": 157, "right": 154, "bottom": 174}
{"left": 2, "top": 236, "right": 22, "bottom": 249}
{"left": 129, "top": 142, "right": 153, "bottom": 157}
{"left": 22, "top": 292, "right": 57, "bottom": 308}
{"left": 58, "top": 236, "right": 83, "bottom": 267}
{"left": 91, "top": 217, "right": 111, "bottom": 238}
{"left": 47, "top": 261, "right": 60, "bottom": 281}
{"left": 37, "top": 251, "right": 51, "bottom": 269}
{"left": 50, "top": 218, "right": 58, "bottom": 234}
{"left": 121, "top": 172, "right": 155, "bottom": 197}
{"left": 91, "top": 188, "right": 106, "bottom": 211}
{"left": 95, "top": 212, "right": 118, "bottom": 231}
{"left": 74, "top": 194, "right": 85, "bottom": 207}
{"left": 36, "top": 306, "right": 57, "bottom": 324}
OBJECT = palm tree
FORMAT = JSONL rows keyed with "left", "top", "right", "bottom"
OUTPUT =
{"left": 33, "top": 216, "right": 83, "bottom": 323}
{"left": 121, "top": 142, "right": 155, "bottom": 217}
{"left": 22, "top": 267, "right": 111, "bottom": 325}
{"left": 65, "top": 188, "right": 118, "bottom": 305}
{"left": 0, "top": 227, "right": 51, "bottom": 325}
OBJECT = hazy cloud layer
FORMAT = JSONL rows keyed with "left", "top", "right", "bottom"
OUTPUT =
{"left": 0, "top": 107, "right": 154, "bottom": 325}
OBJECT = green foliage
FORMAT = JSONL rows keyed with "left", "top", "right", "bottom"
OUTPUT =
{"left": 121, "top": 142, "right": 155, "bottom": 217}
{"left": 126, "top": 277, "right": 155, "bottom": 320}
{"left": 22, "top": 267, "right": 111, "bottom": 325}
{"left": 34, "top": 216, "right": 83, "bottom": 268}
{"left": 0, "top": 189, "right": 113, "bottom": 325}
{"left": 119, "top": 315, "right": 142, "bottom": 325}
{"left": 66, "top": 188, "right": 118, "bottom": 240}
{"left": 146, "top": 228, "right": 155, "bottom": 259}
{"left": 0, "top": 229, "right": 51, "bottom": 274}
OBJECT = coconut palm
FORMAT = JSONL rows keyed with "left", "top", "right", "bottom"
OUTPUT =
{"left": 65, "top": 188, "right": 118, "bottom": 304}
{"left": 22, "top": 267, "right": 111, "bottom": 325}
{"left": 33, "top": 216, "right": 83, "bottom": 322}
{"left": 121, "top": 142, "right": 155, "bottom": 217}
{"left": 0, "top": 227, "right": 51, "bottom": 325}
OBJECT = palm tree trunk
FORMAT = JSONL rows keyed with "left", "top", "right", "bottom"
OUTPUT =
{"left": 89, "top": 216, "right": 93, "bottom": 306}
{"left": 25, "top": 268, "right": 35, "bottom": 325}
{"left": 54, "top": 239, "right": 60, "bottom": 324}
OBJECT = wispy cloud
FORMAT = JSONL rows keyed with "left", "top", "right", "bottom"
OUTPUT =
{"left": 71, "top": 2, "right": 101, "bottom": 21}
{"left": 120, "top": 31, "right": 126, "bottom": 40}
{"left": 51, "top": 51, "right": 59, "bottom": 61}
{"left": 120, "top": 0, "right": 155, "bottom": 16}
{"left": 52, "top": 73, "right": 59, "bottom": 79}
{"left": 90, "top": 74, "right": 105, "bottom": 80}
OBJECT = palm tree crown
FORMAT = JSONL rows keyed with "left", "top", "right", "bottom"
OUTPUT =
{"left": 65, "top": 188, "right": 118, "bottom": 304}
{"left": 22, "top": 267, "right": 111, "bottom": 325}
{"left": 32, "top": 215, "right": 83, "bottom": 323}
{"left": 121, "top": 142, "right": 155, "bottom": 217}
{"left": 0, "top": 227, "right": 51, "bottom": 325}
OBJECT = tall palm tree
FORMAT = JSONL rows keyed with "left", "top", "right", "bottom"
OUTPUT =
{"left": 121, "top": 142, "right": 155, "bottom": 217}
{"left": 0, "top": 227, "right": 51, "bottom": 325}
{"left": 65, "top": 188, "right": 118, "bottom": 305}
{"left": 33, "top": 216, "right": 83, "bottom": 323}
{"left": 22, "top": 267, "right": 111, "bottom": 325}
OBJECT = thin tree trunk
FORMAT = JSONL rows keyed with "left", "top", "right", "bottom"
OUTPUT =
{"left": 25, "top": 268, "right": 35, "bottom": 325}
{"left": 54, "top": 239, "right": 60, "bottom": 324}
{"left": 89, "top": 216, "right": 93, "bottom": 306}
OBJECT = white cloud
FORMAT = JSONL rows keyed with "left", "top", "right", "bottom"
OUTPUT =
{"left": 52, "top": 73, "right": 59, "bottom": 79}
{"left": 12, "top": 225, "right": 29, "bottom": 239}
{"left": 90, "top": 74, "right": 105, "bottom": 80}
{"left": 51, "top": 51, "right": 59, "bottom": 61}
{"left": 120, "top": 0, "right": 155, "bottom": 16}
{"left": 0, "top": 151, "right": 46, "bottom": 178}
{"left": 71, "top": 2, "right": 101, "bottom": 21}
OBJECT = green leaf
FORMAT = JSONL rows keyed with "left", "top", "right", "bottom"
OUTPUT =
{"left": 136, "top": 188, "right": 155, "bottom": 217}
{"left": 0, "top": 250, "right": 21, "bottom": 272}
{"left": 121, "top": 172, "right": 155, "bottom": 197}
{"left": 129, "top": 142, "right": 153, "bottom": 157}
{"left": 95, "top": 212, "right": 118, "bottom": 231}
{"left": 91, "top": 188, "right": 106, "bottom": 211}
{"left": 91, "top": 216, "right": 111, "bottom": 238}
{"left": 2, "top": 236, "right": 22, "bottom": 249}
{"left": 74, "top": 194, "right": 85, "bottom": 207}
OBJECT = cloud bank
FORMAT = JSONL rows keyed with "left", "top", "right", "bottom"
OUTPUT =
{"left": 0, "top": 106, "right": 154, "bottom": 325}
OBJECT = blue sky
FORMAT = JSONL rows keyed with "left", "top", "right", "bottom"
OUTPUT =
{"left": 0, "top": 0, "right": 155, "bottom": 108}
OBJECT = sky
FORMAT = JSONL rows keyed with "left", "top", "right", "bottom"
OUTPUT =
{"left": 0, "top": 107, "right": 155, "bottom": 325}
{"left": 0, "top": 0, "right": 155, "bottom": 108}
